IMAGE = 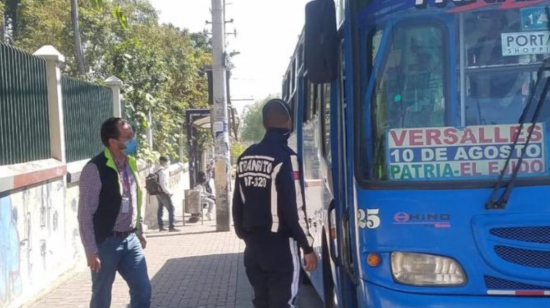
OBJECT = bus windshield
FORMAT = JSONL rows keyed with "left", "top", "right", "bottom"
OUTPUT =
{"left": 361, "top": 5, "right": 550, "bottom": 182}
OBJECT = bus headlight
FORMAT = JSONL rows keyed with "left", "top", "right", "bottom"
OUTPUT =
{"left": 391, "top": 252, "right": 466, "bottom": 286}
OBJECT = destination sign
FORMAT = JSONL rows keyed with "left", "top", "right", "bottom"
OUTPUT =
{"left": 414, "top": 0, "right": 542, "bottom": 12}
{"left": 386, "top": 124, "right": 547, "bottom": 181}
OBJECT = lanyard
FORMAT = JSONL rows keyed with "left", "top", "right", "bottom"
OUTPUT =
{"left": 116, "top": 160, "right": 132, "bottom": 197}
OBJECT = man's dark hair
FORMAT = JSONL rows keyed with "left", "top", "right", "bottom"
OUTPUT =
{"left": 159, "top": 156, "right": 168, "bottom": 163}
{"left": 100, "top": 117, "right": 127, "bottom": 147}
{"left": 262, "top": 99, "right": 291, "bottom": 128}
{"left": 197, "top": 171, "right": 207, "bottom": 184}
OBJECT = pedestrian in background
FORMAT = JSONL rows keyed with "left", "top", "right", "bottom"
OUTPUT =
{"left": 197, "top": 171, "right": 216, "bottom": 220}
{"left": 155, "top": 156, "right": 178, "bottom": 232}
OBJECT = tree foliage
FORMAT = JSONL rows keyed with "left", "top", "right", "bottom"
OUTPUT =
{"left": 0, "top": 3, "right": 4, "bottom": 40}
{"left": 8, "top": 0, "right": 212, "bottom": 162}
{"left": 0, "top": 0, "right": 19, "bottom": 41}
{"left": 71, "top": 0, "right": 86, "bottom": 75}
{"left": 240, "top": 95, "right": 278, "bottom": 143}
{"left": 230, "top": 141, "right": 246, "bottom": 164}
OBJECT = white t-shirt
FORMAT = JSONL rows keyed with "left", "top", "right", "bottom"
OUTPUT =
{"left": 155, "top": 166, "right": 172, "bottom": 195}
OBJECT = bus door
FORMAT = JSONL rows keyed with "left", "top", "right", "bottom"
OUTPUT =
{"left": 334, "top": 38, "right": 359, "bottom": 307}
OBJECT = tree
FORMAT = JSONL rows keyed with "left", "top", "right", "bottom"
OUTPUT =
{"left": 71, "top": 0, "right": 86, "bottom": 75}
{"left": 17, "top": 0, "right": 80, "bottom": 73}
{"left": 13, "top": 0, "right": 212, "bottom": 163}
{"left": 0, "top": 2, "right": 5, "bottom": 42}
{"left": 1, "top": 0, "right": 19, "bottom": 41}
{"left": 230, "top": 141, "right": 246, "bottom": 164}
{"left": 240, "top": 95, "right": 277, "bottom": 143}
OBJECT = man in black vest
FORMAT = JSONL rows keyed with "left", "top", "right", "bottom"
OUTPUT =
{"left": 78, "top": 118, "right": 151, "bottom": 308}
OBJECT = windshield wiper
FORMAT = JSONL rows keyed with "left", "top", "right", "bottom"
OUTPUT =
{"left": 486, "top": 59, "right": 550, "bottom": 210}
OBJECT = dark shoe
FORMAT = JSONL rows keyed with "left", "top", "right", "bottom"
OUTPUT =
{"left": 159, "top": 227, "right": 167, "bottom": 232}
{"left": 169, "top": 228, "right": 180, "bottom": 232}
{"left": 188, "top": 215, "right": 200, "bottom": 223}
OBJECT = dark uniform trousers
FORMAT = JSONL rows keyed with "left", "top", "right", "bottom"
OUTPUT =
{"left": 244, "top": 232, "right": 301, "bottom": 308}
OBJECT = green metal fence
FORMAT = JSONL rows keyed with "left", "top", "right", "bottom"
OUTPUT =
{"left": 62, "top": 76, "right": 112, "bottom": 163}
{"left": 0, "top": 43, "right": 51, "bottom": 166}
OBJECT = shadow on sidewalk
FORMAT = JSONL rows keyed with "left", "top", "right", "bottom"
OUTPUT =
{"left": 139, "top": 253, "right": 243, "bottom": 308}
{"left": 130, "top": 252, "right": 323, "bottom": 308}
{"left": 145, "top": 230, "right": 218, "bottom": 239}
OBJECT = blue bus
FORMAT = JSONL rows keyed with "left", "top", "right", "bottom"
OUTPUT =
{"left": 282, "top": 0, "right": 550, "bottom": 307}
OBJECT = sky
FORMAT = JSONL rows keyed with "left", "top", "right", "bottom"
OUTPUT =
{"left": 149, "top": 0, "right": 310, "bottom": 115}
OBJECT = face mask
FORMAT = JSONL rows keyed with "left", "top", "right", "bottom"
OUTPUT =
{"left": 123, "top": 139, "right": 138, "bottom": 156}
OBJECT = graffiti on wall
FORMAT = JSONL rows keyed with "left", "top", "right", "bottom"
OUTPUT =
{"left": 18, "top": 189, "right": 33, "bottom": 286}
{"left": 0, "top": 196, "right": 22, "bottom": 307}
{"left": 70, "top": 196, "right": 81, "bottom": 261}
{"left": 0, "top": 179, "right": 82, "bottom": 308}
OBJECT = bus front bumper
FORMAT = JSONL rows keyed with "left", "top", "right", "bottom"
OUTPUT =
{"left": 363, "top": 282, "right": 550, "bottom": 308}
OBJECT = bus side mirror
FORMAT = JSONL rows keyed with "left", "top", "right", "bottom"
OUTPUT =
{"left": 305, "top": 0, "right": 338, "bottom": 84}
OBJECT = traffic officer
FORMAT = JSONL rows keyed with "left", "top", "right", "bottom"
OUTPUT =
{"left": 232, "top": 98, "right": 317, "bottom": 308}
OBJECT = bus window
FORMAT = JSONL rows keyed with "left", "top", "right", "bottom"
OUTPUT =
{"left": 372, "top": 24, "right": 446, "bottom": 131}
{"left": 291, "top": 61, "right": 296, "bottom": 95}
{"left": 314, "top": 84, "right": 322, "bottom": 117}
{"left": 370, "top": 29, "right": 383, "bottom": 65}
{"left": 369, "top": 23, "right": 446, "bottom": 180}
{"left": 291, "top": 95, "right": 297, "bottom": 129}
{"left": 462, "top": 10, "right": 550, "bottom": 126}
{"left": 362, "top": 7, "right": 550, "bottom": 183}
{"left": 283, "top": 76, "right": 289, "bottom": 101}
{"left": 305, "top": 82, "right": 317, "bottom": 122}
{"left": 295, "top": 58, "right": 300, "bottom": 93}
{"left": 303, "top": 80, "right": 309, "bottom": 123}
{"left": 323, "top": 84, "right": 332, "bottom": 162}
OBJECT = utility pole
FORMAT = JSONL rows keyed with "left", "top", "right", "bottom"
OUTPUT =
{"left": 211, "top": 0, "right": 231, "bottom": 232}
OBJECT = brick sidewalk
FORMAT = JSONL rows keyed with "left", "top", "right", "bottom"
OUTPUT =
{"left": 27, "top": 218, "right": 248, "bottom": 308}
{"left": 25, "top": 217, "right": 322, "bottom": 308}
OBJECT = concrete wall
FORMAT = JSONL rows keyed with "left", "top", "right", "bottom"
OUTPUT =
{"left": 0, "top": 177, "right": 83, "bottom": 308}
{"left": 0, "top": 160, "right": 190, "bottom": 308}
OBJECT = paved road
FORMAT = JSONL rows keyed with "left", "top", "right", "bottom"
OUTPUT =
{"left": 26, "top": 216, "right": 323, "bottom": 308}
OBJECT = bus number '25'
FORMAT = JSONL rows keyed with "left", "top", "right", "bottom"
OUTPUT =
{"left": 358, "top": 209, "right": 381, "bottom": 229}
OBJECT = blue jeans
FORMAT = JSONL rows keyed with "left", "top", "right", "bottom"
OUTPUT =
{"left": 156, "top": 193, "right": 175, "bottom": 229}
{"left": 90, "top": 234, "right": 151, "bottom": 308}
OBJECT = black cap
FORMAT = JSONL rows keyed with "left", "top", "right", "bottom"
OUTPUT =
{"left": 262, "top": 99, "right": 291, "bottom": 120}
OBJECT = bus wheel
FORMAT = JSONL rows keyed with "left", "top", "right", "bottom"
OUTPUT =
{"left": 322, "top": 232, "right": 337, "bottom": 308}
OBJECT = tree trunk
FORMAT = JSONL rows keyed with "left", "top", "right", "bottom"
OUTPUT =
{"left": 1, "top": 12, "right": 5, "bottom": 43}
{"left": 71, "top": 0, "right": 86, "bottom": 75}
{"left": 5, "top": 0, "right": 20, "bottom": 42}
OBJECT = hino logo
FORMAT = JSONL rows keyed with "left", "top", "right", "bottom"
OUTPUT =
{"left": 393, "top": 212, "right": 451, "bottom": 228}
{"left": 393, "top": 212, "right": 411, "bottom": 223}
